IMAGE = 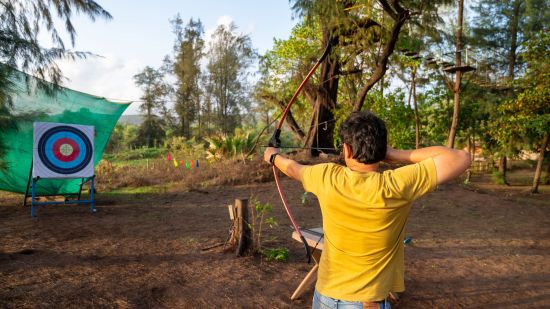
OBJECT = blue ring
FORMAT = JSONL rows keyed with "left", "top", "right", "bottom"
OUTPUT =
{"left": 43, "top": 131, "right": 87, "bottom": 169}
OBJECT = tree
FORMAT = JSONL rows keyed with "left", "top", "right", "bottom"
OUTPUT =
{"left": 446, "top": 0, "right": 465, "bottom": 149}
{"left": 204, "top": 23, "right": 255, "bottom": 135}
{"left": 0, "top": 0, "right": 112, "bottom": 85}
{"left": 133, "top": 66, "right": 170, "bottom": 147}
{"left": 255, "top": 22, "right": 321, "bottom": 142}
{"left": 502, "top": 30, "right": 550, "bottom": 193}
{"left": 0, "top": 0, "right": 111, "bottom": 170}
{"left": 171, "top": 16, "right": 204, "bottom": 138}
{"left": 471, "top": 0, "right": 550, "bottom": 183}
{"left": 257, "top": 0, "right": 451, "bottom": 155}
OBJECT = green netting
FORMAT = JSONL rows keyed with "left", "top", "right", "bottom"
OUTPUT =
{"left": 0, "top": 69, "right": 130, "bottom": 195}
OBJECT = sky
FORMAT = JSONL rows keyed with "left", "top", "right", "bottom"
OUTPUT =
{"left": 45, "top": 1, "right": 298, "bottom": 115}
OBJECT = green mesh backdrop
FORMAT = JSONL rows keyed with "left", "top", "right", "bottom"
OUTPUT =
{"left": 0, "top": 70, "right": 130, "bottom": 195}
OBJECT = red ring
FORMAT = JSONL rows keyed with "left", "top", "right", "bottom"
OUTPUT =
{"left": 52, "top": 138, "right": 80, "bottom": 162}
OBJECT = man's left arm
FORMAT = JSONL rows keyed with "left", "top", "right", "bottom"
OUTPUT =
{"left": 263, "top": 147, "right": 307, "bottom": 182}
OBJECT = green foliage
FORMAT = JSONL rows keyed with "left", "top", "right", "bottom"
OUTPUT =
{"left": 0, "top": 1, "right": 111, "bottom": 85}
{"left": 135, "top": 117, "right": 166, "bottom": 148}
{"left": 250, "top": 199, "right": 279, "bottom": 255}
{"left": 491, "top": 171, "right": 507, "bottom": 185}
{"left": 105, "top": 124, "right": 141, "bottom": 153}
{"left": 205, "top": 130, "right": 256, "bottom": 160}
{"left": 204, "top": 23, "right": 256, "bottom": 135}
{"left": 164, "top": 136, "right": 205, "bottom": 159}
{"left": 419, "top": 88, "right": 453, "bottom": 146}
{"left": 262, "top": 247, "right": 289, "bottom": 262}
{"left": 301, "top": 192, "right": 311, "bottom": 206}
{"left": 366, "top": 91, "right": 416, "bottom": 149}
{"left": 104, "top": 147, "right": 166, "bottom": 162}
{"left": 488, "top": 30, "right": 550, "bottom": 157}
{"left": 171, "top": 16, "right": 204, "bottom": 138}
{"left": 0, "top": 66, "right": 17, "bottom": 171}
{"left": 134, "top": 66, "right": 171, "bottom": 147}
{"left": 255, "top": 21, "right": 320, "bottom": 132}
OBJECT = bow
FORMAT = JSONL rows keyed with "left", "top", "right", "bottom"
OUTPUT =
{"left": 269, "top": 40, "right": 333, "bottom": 263}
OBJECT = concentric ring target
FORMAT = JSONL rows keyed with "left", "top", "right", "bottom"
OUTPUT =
{"left": 37, "top": 126, "right": 93, "bottom": 175}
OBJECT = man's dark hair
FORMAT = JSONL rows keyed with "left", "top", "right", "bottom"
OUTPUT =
{"left": 338, "top": 111, "right": 387, "bottom": 164}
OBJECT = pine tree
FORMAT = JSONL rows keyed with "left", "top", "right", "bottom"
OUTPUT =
{"left": 171, "top": 16, "right": 204, "bottom": 138}
{"left": 133, "top": 67, "right": 170, "bottom": 147}
{"left": 205, "top": 23, "right": 255, "bottom": 135}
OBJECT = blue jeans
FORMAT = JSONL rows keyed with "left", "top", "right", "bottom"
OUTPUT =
{"left": 312, "top": 290, "right": 391, "bottom": 309}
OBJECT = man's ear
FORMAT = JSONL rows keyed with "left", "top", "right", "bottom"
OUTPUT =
{"left": 343, "top": 143, "right": 353, "bottom": 160}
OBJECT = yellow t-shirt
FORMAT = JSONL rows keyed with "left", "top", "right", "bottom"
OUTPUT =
{"left": 300, "top": 158, "right": 437, "bottom": 302}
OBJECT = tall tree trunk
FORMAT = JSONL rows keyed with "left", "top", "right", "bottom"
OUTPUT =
{"left": 500, "top": 0, "right": 522, "bottom": 184}
{"left": 201, "top": 106, "right": 202, "bottom": 137}
{"left": 466, "top": 134, "right": 473, "bottom": 183}
{"left": 304, "top": 32, "right": 339, "bottom": 155}
{"left": 544, "top": 159, "right": 550, "bottom": 185}
{"left": 531, "top": 133, "right": 549, "bottom": 193}
{"left": 380, "top": 75, "right": 384, "bottom": 97}
{"left": 499, "top": 156, "right": 509, "bottom": 185}
{"left": 447, "top": 0, "right": 464, "bottom": 149}
{"left": 508, "top": 0, "right": 521, "bottom": 81}
{"left": 472, "top": 128, "right": 476, "bottom": 163}
{"left": 407, "top": 82, "right": 413, "bottom": 108}
{"left": 183, "top": 113, "right": 190, "bottom": 139}
{"left": 412, "top": 68, "right": 420, "bottom": 149}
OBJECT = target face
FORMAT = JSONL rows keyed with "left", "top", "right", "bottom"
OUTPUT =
{"left": 33, "top": 122, "right": 94, "bottom": 178}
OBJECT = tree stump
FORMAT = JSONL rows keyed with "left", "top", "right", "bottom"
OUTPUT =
{"left": 225, "top": 199, "right": 252, "bottom": 256}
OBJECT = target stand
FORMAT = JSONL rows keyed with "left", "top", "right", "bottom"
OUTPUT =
{"left": 25, "top": 122, "right": 97, "bottom": 217}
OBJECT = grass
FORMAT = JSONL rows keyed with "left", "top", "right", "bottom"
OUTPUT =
{"left": 104, "top": 184, "right": 170, "bottom": 195}
{"left": 104, "top": 147, "right": 167, "bottom": 162}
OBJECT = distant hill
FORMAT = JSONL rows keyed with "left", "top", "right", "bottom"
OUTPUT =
{"left": 118, "top": 115, "right": 143, "bottom": 125}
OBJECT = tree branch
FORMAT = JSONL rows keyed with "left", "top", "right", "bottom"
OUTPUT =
{"left": 259, "top": 94, "right": 305, "bottom": 139}
{"left": 353, "top": 10, "right": 410, "bottom": 111}
{"left": 378, "top": 0, "right": 398, "bottom": 20}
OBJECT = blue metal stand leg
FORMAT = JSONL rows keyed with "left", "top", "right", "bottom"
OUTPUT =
{"left": 90, "top": 176, "right": 96, "bottom": 213}
{"left": 31, "top": 178, "right": 36, "bottom": 218}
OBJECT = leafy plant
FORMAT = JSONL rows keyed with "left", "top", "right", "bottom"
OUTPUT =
{"left": 249, "top": 199, "right": 278, "bottom": 254}
{"left": 262, "top": 247, "right": 289, "bottom": 262}
{"left": 301, "top": 192, "right": 311, "bottom": 206}
{"left": 491, "top": 171, "right": 506, "bottom": 185}
{"left": 205, "top": 131, "right": 256, "bottom": 160}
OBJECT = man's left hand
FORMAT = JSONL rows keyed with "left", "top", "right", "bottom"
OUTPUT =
{"left": 264, "top": 147, "right": 279, "bottom": 164}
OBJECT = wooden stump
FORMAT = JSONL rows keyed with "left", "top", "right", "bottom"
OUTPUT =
{"left": 225, "top": 199, "right": 252, "bottom": 256}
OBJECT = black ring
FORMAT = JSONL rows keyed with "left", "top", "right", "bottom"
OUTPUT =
{"left": 37, "top": 126, "right": 93, "bottom": 174}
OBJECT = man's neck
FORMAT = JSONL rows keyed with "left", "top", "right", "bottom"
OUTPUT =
{"left": 346, "top": 160, "right": 379, "bottom": 173}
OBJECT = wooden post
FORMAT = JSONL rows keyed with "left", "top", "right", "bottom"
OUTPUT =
{"left": 235, "top": 199, "right": 251, "bottom": 256}
{"left": 225, "top": 199, "right": 251, "bottom": 256}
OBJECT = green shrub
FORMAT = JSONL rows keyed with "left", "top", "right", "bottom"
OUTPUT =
{"left": 262, "top": 247, "right": 289, "bottom": 262}
{"left": 104, "top": 147, "right": 166, "bottom": 162}
{"left": 250, "top": 200, "right": 277, "bottom": 252}
{"left": 205, "top": 131, "right": 256, "bottom": 160}
{"left": 491, "top": 171, "right": 506, "bottom": 185}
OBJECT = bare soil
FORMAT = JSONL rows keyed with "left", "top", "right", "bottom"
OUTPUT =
{"left": 1, "top": 172, "right": 549, "bottom": 308}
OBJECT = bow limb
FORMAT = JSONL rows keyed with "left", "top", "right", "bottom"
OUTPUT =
{"left": 270, "top": 40, "right": 333, "bottom": 263}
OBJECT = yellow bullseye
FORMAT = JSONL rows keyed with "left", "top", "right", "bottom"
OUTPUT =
{"left": 59, "top": 143, "right": 73, "bottom": 156}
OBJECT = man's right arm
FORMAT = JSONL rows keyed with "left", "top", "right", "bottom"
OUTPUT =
{"left": 385, "top": 146, "right": 471, "bottom": 185}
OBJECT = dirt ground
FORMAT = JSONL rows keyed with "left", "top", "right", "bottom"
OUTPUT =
{"left": 1, "top": 173, "right": 549, "bottom": 308}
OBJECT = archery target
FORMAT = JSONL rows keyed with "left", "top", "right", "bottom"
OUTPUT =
{"left": 33, "top": 122, "right": 94, "bottom": 178}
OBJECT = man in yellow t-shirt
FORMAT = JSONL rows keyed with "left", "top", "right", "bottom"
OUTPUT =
{"left": 264, "top": 111, "right": 471, "bottom": 309}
